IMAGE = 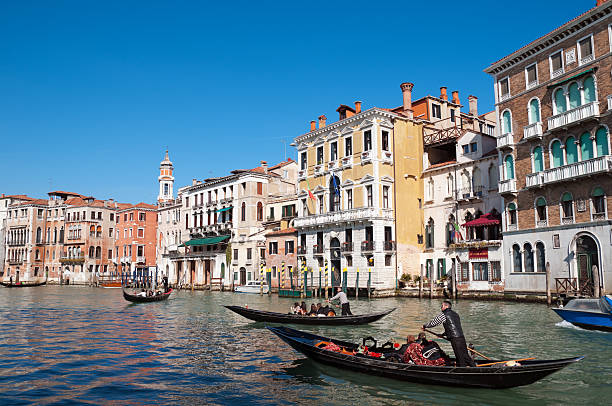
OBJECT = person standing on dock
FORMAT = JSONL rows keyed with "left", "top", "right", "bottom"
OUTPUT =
{"left": 328, "top": 287, "right": 352, "bottom": 315}
{"left": 422, "top": 300, "right": 475, "bottom": 367}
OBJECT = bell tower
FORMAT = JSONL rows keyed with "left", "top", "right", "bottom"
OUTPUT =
{"left": 158, "top": 150, "right": 174, "bottom": 203}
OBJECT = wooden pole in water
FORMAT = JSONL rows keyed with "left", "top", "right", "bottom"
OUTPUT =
{"left": 259, "top": 263, "right": 264, "bottom": 296}
{"left": 367, "top": 267, "right": 371, "bottom": 299}
{"left": 318, "top": 267, "right": 322, "bottom": 298}
{"left": 324, "top": 261, "right": 329, "bottom": 299}
{"left": 281, "top": 262, "right": 285, "bottom": 290}
{"left": 419, "top": 263, "right": 423, "bottom": 299}
{"left": 429, "top": 264, "right": 433, "bottom": 299}
{"left": 592, "top": 264, "right": 600, "bottom": 298}
{"left": 545, "top": 261, "right": 551, "bottom": 306}
{"left": 355, "top": 267, "right": 359, "bottom": 299}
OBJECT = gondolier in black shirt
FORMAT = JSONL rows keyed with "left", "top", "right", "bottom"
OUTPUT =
{"left": 423, "top": 300, "right": 475, "bottom": 367}
{"left": 328, "top": 287, "right": 352, "bottom": 315}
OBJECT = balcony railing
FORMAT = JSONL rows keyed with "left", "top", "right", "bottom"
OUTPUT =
{"left": 313, "top": 245, "right": 324, "bottom": 255}
{"left": 297, "top": 169, "right": 306, "bottom": 179}
{"left": 536, "top": 220, "right": 548, "bottom": 228}
{"left": 361, "top": 150, "right": 373, "bottom": 164}
{"left": 547, "top": 101, "right": 599, "bottom": 131}
{"left": 382, "top": 151, "right": 393, "bottom": 163}
{"left": 314, "top": 164, "right": 324, "bottom": 176}
{"left": 8, "top": 259, "right": 24, "bottom": 265}
{"left": 580, "top": 54, "right": 594, "bottom": 65}
{"left": 383, "top": 241, "right": 396, "bottom": 251}
{"left": 561, "top": 217, "right": 574, "bottom": 225}
{"left": 592, "top": 212, "right": 606, "bottom": 221}
{"left": 297, "top": 246, "right": 307, "bottom": 255}
{"left": 341, "top": 156, "right": 353, "bottom": 168}
{"left": 497, "top": 132, "right": 514, "bottom": 149}
{"left": 507, "top": 223, "right": 518, "bottom": 231}
{"left": 136, "top": 256, "right": 146, "bottom": 263}
{"left": 59, "top": 255, "right": 85, "bottom": 264}
{"left": 607, "top": 95, "right": 612, "bottom": 111}
{"left": 341, "top": 242, "right": 353, "bottom": 252}
{"left": 551, "top": 68, "right": 564, "bottom": 79}
{"left": 498, "top": 179, "right": 517, "bottom": 194}
{"left": 294, "top": 207, "right": 392, "bottom": 228}
{"left": 523, "top": 122, "right": 543, "bottom": 140}
{"left": 526, "top": 156, "right": 612, "bottom": 188}
{"left": 361, "top": 241, "right": 374, "bottom": 252}
{"left": 328, "top": 160, "right": 338, "bottom": 170}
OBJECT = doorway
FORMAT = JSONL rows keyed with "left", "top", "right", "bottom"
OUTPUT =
{"left": 330, "top": 237, "right": 341, "bottom": 286}
{"left": 576, "top": 234, "right": 599, "bottom": 296}
{"left": 240, "top": 267, "right": 247, "bottom": 285}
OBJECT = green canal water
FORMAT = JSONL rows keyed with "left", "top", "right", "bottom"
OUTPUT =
{"left": 0, "top": 286, "right": 610, "bottom": 405}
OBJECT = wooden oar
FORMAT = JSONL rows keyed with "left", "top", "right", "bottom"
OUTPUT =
{"left": 477, "top": 357, "right": 535, "bottom": 367}
{"left": 424, "top": 329, "right": 492, "bottom": 360}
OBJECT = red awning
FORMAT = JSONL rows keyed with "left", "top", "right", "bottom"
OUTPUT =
{"left": 463, "top": 213, "right": 501, "bottom": 227}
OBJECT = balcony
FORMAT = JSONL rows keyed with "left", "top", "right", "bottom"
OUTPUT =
{"left": 561, "top": 217, "right": 574, "bottom": 225}
{"left": 220, "top": 198, "right": 231, "bottom": 204}
{"left": 328, "top": 160, "right": 338, "bottom": 170}
{"left": 498, "top": 179, "right": 517, "bottom": 195}
{"left": 607, "top": 95, "right": 612, "bottom": 111}
{"left": 382, "top": 151, "right": 393, "bottom": 164}
{"left": 592, "top": 212, "right": 606, "bottom": 221}
{"left": 313, "top": 245, "right": 324, "bottom": 255}
{"left": 297, "top": 169, "right": 306, "bottom": 180}
{"left": 526, "top": 80, "right": 538, "bottom": 90}
{"left": 523, "top": 122, "right": 543, "bottom": 140}
{"left": 361, "top": 150, "right": 373, "bottom": 164}
{"left": 448, "top": 240, "right": 502, "bottom": 249}
{"left": 536, "top": 220, "right": 548, "bottom": 228}
{"left": 551, "top": 68, "right": 564, "bottom": 79}
{"left": 120, "top": 256, "right": 131, "bottom": 263}
{"left": 525, "top": 156, "right": 612, "bottom": 188}
{"left": 293, "top": 207, "right": 392, "bottom": 228}
{"left": 341, "top": 156, "right": 353, "bottom": 168}
{"left": 580, "top": 54, "right": 594, "bottom": 65}
{"left": 361, "top": 241, "right": 374, "bottom": 252}
{"left": 383, "top": 241, "right": 396, "bottom": 251}
{"left": 59, "top": 256, "right": 85, "bottom": 264}
{"left": 507, "top": 223, "right": 518, "bottom": 231}
{"left": 136, "top": 256, "right": 146, "bottom": 263}
{"left": 497, "top": 132, "right": 514, "bottom": 149}
{"left": 297, "top": 246, "right": 307, "bottom": 255}
{"left": 341, "top": 242, "right": 353, "bottom": 252}
{"left": 8, "top": 259, "right": 24, "bottom": 265}
{"left": 314, "top": 164, "right": 324, "bottom": 176}
{"left": 547, "top": 101, "right": 599, "bottom": 131}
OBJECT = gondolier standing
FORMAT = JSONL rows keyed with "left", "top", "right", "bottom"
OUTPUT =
{"left": 423, "top": 300, "right": 475, "bottom": 367}
{"left": 328, "top": 287, "right": 352, "bottom": 315}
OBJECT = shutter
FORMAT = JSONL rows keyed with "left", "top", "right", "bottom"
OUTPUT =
{"left": 596, "top": 127, "right": 609, "bottom": 157}
{"left": 580, "top": 132, "right": 593, "bottom": 160}
{"left": 566, "top": 137, "right": 578, "bottom": 164}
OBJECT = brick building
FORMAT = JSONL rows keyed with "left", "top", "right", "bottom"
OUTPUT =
{"left": 115, "top": 203, "right": 158, "bottom": 279}
{"left": 263, "top": 194, "right": 297, "bottom": 288}
{"left": 485, "top": 0, "right": 612, "bottom": 295}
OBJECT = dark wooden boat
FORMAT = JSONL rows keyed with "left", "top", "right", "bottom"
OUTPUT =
{"left": 0, "top": 280, "right": 47, "bottom": 288}
{"left": 123, "top": 289, "right": 173, "bottom": 303}
{"left": 268, "top": 326, "right": 583, "bottom": 389}
{"left": 225, "top": 305, "right": 395, "bottom": 325}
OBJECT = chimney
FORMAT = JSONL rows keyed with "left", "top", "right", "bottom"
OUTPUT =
{"left": 440, "top": 87, "right": 448, "bottom": 101}
{"left": 261, "top": 160, "right": 268, "bottom": 173}
{"left": 318, "top": 115, "right": 327, "bottom": 128}
{"left": 400, "top": 82, "right": 414, "bottom": 119}
{"left": 468, "top": 95, "right": 478, "bottom": 116}
{"left": 355, "top": 101, "right": 362, "bottom": 114}
{"left": 597, "top": 0, "right": 609, "bottom": 6}
{"left": 192, "top": 178, "right": 197, "bottom": 186}
{"left": 451, "top": 91, "right": 460, "bottom": 105}
{"left": 310, "top": 120, "right": 316, "bottom": 131}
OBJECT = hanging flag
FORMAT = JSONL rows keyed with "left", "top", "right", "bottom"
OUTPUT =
{"left": 332, "top": 176, "right": 340, "bottom": 197}
{"left": 305, "top": 178, "right": 316, "bottom": 201}
{"left": 453, "top": 222, "right": 463, "bottom": 241}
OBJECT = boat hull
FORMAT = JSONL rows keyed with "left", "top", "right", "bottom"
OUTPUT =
{"left": 552, "top": 308, "right": 612, "bottom": 332}
{"left": 234, "top": 286, "right": 269, "bottom": 294}
{"left": 123, "top": 289, "right": 172, "bottom": 303}
{"left": 0, "top": 280, "right": 47, "bottom": 288}
{"left": 225, "top": 306, "right": 395, "bottom": 325}
{"left": 268, "top": 327, "right": 583, "bottom": 389}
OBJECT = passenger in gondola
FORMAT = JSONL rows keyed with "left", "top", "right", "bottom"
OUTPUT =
{"left": 308, "top": 304, "right": 318, "bottom": 316}
{"left": 417, "top": 333, "right": 450, "bottom": 365}
{"left": 300, "top": 302, "right": 307, "bottom": 314}
{"left": 290, "top": 302, "right": 300, "bottom": 314}
{"left": 137, "top": 289, "right": 147, "bottom": 297}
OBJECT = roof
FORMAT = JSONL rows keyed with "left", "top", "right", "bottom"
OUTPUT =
{"left": 180, "top": 235, "right": 230, "bottom": 247}
{"left": 427, "top": 160, "right": 457, "bottom": 170}
{"left": 265, "top": 227, "right": 297, "bottom": 237}
{"left": 463, "top": 212, "right": 501, "bottom": 227}
{"left": 2, "top": 194, "right": 34, "bottom": 200}
{"left": 48, "top": 191, "right": 84, "bottom": 197}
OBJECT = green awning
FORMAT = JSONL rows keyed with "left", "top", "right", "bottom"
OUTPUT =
{"left": 180, "top": 235, "right": 230, "bottom": 247}
{"left": 547, "top": 68, "right": 594, "bottom": 89}
{"left": 215, "top": 206, "right": 233, "bottom": 213}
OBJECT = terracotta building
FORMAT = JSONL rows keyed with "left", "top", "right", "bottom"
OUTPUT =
{"left": 115, "top": 203, "right": 158, "bottom": 279}
{"left": 263, "top": 194, "right": 298, "bottom": 289}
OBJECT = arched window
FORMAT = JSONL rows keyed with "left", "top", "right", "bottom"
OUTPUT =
{"left": 425, "top": 218, "right": 434, "bottom": 249}
{"left": 35, "top": 249, "right": 40, "bottom": 260}
{"left": 502, "top": 110, "right": 512, "bottom": 134}
{"left": 53, "top": 228, "right": 57, "bottom": 244}
{"left": 524, "top": 243, "right": 534, "bottom": 272}
{"left": 580, "top": 132, "right": 593, "bottom": 161}
{"left": 554, "top": 88, "right": 566, "bottom": 114}
{"left": 592, "top": 187, "right": 606, "bottom": 216}
{"left": 256, "top": 202, "right": 263, "bottom": 221}
{"left": 96, "top": 225, "right": 102, "bottom": 238}
{"left": 507, "top": 203, "right": 517, "bottom": 227}
{"left": 568, "top": 82, "right": 580, "bottom": 109}
{"left": 488, "top": 165, "right": 498, "bottom": 190}
{"left": 89, "top": 246, "right": 95, "bottom": 258}
{"left": 504, "top": 155, "right": 515, "bottom": 179}
{"left": 461, "top": 171, "right": 470, "bottom": 197}
{"left": 447, "top": 174, "right": 454, "bottom": 197}
{"left": 36, "top": 227, "right": 42, "bottom": 243}
{"left": 427, "top": 178, "right": 434, "bottom": 201}
{"left": 95, "top": 246, "right": 101, "bottom": 259}
{"left": 551, "top": 140, "right": 563, "bottom": 167}
{"left": 536, "top": 197, "right": 547, "bottom": 223}
{"left": 472, "top": 168, "right": 482, "bottom": 196}
{"left": 583, "top": 76, "right": 596, "bottom": 104}
{"left": 46, "top": 228, "right": 50, "bottom": 243}
{"left": 561, "top": 192, "right": 574, "bottom": 220}
{"left": 536, "top": 242, "right": 546, "bottom": 273}
{"left": 241, "top": 202, "right": 246, "bottom": 222}
{"left": 90, "top": 225, "right": 95, "bottom": 237}
{"left": 446, "top": 215, "right": 456, "bottom": 246}
{"left": 595, "top": 127, "right": 609, "bottom": 157}
{"left": 565, "top": 136, "right": 578, "bottom": 164}
{"left": 529, "top": 99, "right": 541, "bottom": 124}
{"left": 513, "top": 244, "right": 522, "bottom": 272}
{"left": 533, "top": 146, "right": 544, "bottom": 172}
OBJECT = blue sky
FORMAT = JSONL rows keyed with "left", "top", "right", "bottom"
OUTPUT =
{"left": 0, "top": 0, "right": 590, "bottom": 204}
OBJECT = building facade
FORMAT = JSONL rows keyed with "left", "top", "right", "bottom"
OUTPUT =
{"left": 485, "top": 0, "right": 612, "bottom": 295}
{"left": 263, "top": 194, "right": 298, "bottom": 288}
{"left": 115, "top": 203, "right": 158, "bottom": 279}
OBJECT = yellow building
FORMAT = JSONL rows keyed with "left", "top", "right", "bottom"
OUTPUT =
{"left": 293, "top": 82, "right": 424, "bottom": 293}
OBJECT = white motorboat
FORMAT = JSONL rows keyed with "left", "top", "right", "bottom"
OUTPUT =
{"left": 234, "top": 281, "right": 269, "bottom": 294}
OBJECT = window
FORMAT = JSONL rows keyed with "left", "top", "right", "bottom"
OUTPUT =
{"left": 110, "top": 213, "right": 114, "bottom": 221}
{"left": 425, "top": 218, "right": 434, "bottom": 249}
{"left": 301, "top": 199, "right": 307, "bottom": 216}
{"left": 426, "top": 179, "right": 434, "bottom": 201}
{"left": 247, "top": 248, "right": 252, "bottom": 260}
{"left": 233, "top": 249, "right": 238, "bottom": 260}
{"left": 285, "top": 240, "right": 294, "bottom": 254}
{"left": 553, "top": 88, "right": 567, "bottom": 114}
{"left": 256, "top": 202, "right": 263, "bottom": 221}
{"left": 584, "top": 76, "right": 596, "bottom": 104}
{"left": 241, "top": 202, "right": 246, "bottom": 221}
{"left": 470, "top": 142, "right": 477, "bottom": 153}
{"left": 536, "top": 242, "right": 546, "bottom": 273}
{"left": 472, "top": 262, "right": 488, "bottom": 281}
{"left": 550, "top": 51, "right": 563, "bottom": 77}
{"left": 507, "top": 203, "right": 517, "bottom": 227}
{"left": 578, "top": 35, "right": 594, "bottom": 64}
{"left": 551, "top": 140, "right": 564, "bottom": 167}
{"left": 139, "top": 212, "right": 145, "bottom": 221}
{"left": 490, "top": 261, "right": 501, "bottom": 281}
{"left": 596, "top": 127, "right": 610, "bottom": 157}
{"left": 568, "top": 82, "right": 580, "bottom": 109}
{"left": 533, "top": 146, "right": 544, "bottom": 172}
{"left": 460, "top": 262, "right": 469, "bottom": 281}
{"left": 346, "top": 255, "right": 353, "bottom": 267}
{"left": 318, "top": 195, "right": 324, "bottom": 214}
{"left": 431, "top": 103, "right": 441, "bottom": 118}
{"left": 462, "top": 145, "right": 470, "bottom": 154}
{"left": 382, "top": 186, "right": 390, "bottom": 208}
{"left": 366, "top": 185, "right": 373, "bottom": 207}
{"left": 498, "top": 77, "right": 510, "bottom": 100}
{"left": 536, "top": 197, "right": 547, "bottom": 223}
{"left": 525, "top": 64, "right": 538, "bottom": 87}
{"left": 580, "top": 132, "right": 593, "bottom": 161}
{"left": 345, "top": 137, "right": 352, "bottom": 156}
{"left": 269, "top": 242, "right": 278, "bottom": 255}
{"left": 137, "top": 228, "right": 144, "bottom": 238}
{"left": 300, "top": 151, "right": 307, "bottom": 170}
{"left": 257, "top": 182, "right": 263, "bottom": 195}
{"left": 592, "top": 187, "right": 606, "bottom": 216}
{"left": 346, "top": 189, "right": 353, "bottom": 209}
{"left": 124, "top": 213, "right": 128, "bottom": 221}
{"left": 504, "top": 155, "right": 515, "bottom": 179}
{"left": 561, "top": 192, "right": 574, "bottom": 220}
{"left": 529, "top": 99, "right": 541, "bottom": 124}
{"left": 317, "top": 146, "right": 324, "bottom": 164}
{"left": 129, "top": 213, "right": 133, "bottom": 221}
{"left": 450, "top": 109, "right": 455, "bottom": 123}
{"left": 524, "top": 243, "right": 534, "bottom": 272}
{"left": 512, "top": 244, "right": 522, "bottom": 272}
{"left": 364, "top": 130, "right": 372, "bottom": 151}
{"left": 501, "top": 110, "right": 512, "bottom": 134}
{"left": 385, "top": 255, "right": 392, "bottom": 267}
{"left": 382, "top": 131, "right": 389, "bottom": 151}
{"left": 330, "top": 142, "right": 338, "bottom": 161}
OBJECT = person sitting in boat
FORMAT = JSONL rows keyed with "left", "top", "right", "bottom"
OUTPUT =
{"left": 308, "top": 304, "right": 318, "bottom": 316}
{"left": 400, "top": 335, "right": 447, "bottom": 366}
{"left": 417, "top": 333, "right": 450, "bottom": 365}
{"left": 137, "top": 289, "right": 147, "bottom": 297}
{"left": 328, "top": 287, "right": 352, "bottom": 315}
{"left": 300, "top": 302, "right": 308, "bottom": 314}
{"left": 290, "top": 302, "right": 300, "bottom": 314}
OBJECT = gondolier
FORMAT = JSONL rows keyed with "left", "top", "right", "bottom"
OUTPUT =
{"left": 328, "top": 287, "right": 352, "bottom": 315}
{"left": 422, "top": 300, "right": 475, "bottom": 367}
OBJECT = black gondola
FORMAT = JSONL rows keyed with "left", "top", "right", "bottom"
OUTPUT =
{"left": 268, "top": 326, "right": 583, "bottom": 389}
{"left": 225, "top": 305, "right": 395, "bottom": 325}
{"left": 122, "top": 289, "right": 173, "bottom": 303}
{"left": 0, "top": 280, "right": 47, "bottom": 288}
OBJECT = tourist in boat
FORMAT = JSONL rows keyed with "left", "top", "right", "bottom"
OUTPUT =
{"left": 290, "top": 302, "right": 300, "bottom": 314}
{"left": 422, "top": 300, "right": 475, "bottom": 367}
{"left": 308, "top": 304, "right": 318, "bottom": 316}
{"left": 328, "top": 287, "right": 352, "bottom": 315}
{"left": 417, "top": 333, "right": 450, "bottom": 365}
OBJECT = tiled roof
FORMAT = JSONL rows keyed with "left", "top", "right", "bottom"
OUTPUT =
{"left": 427, "top": 160, "right": 457, "bottom": 170}
{"left": 265, "top": 227, "right": 297, "bottom": 237}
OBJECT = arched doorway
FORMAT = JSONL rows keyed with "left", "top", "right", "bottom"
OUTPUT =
{"left": 330, "top": 237, "right": 341, "bottom": 286}
{"left": 575, "top": 234, "right": 599, "bottom": 296}
{"left": 239, "top": 267, "right": 247, "bottom": 285}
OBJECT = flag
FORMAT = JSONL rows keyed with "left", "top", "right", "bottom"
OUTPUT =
{"left": 453, "top": 222, "right": 463, "bottom": 241}
{"left": 305, "top": 178, "right": 316, "bottom": 201}
{"left": 332, "top": 176, "right": 340, "bottom": 197}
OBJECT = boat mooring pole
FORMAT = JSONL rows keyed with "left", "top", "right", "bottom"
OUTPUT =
{"left": 342, "top": 267, "right": 347, "bottom": 294}
{"left": 592, "top": 264, "right": 600, "bottom": 298}
{"left": 281, "top": 262, "right": 285, "bottom": 290}
{"left": 260, "top": 263, "right": 264, "bottom": 296}
{"left": 419, "top": 263, "right": 423, "bottom": 299}
{"left": 546, "top": 262, "right": 551, "bottom": 305}
{"left": 290, "top": 266, "right": 294, "bottom": 290}
{"left": 367, "top": 268, "right": 371, "bottom": 299}
{"left": 324, "top": 261, "right": 329, "bottom": 299}
{"left": 355, "top": 268, "right": 359, "bottom": 299}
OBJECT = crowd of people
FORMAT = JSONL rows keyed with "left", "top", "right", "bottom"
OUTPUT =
{"left": 290, "top": 302, "right": 337, "bottom": 317}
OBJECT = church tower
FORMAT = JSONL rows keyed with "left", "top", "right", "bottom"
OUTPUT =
{"left": 158, "top": 150, "right": 174, "bottom": 204}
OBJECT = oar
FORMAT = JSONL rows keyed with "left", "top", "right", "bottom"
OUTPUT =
{"left": 477, "top": 357, "right": 535, "bottom": 367}
{"left": 424, "top": 329, "right": 492, "bottom": 360}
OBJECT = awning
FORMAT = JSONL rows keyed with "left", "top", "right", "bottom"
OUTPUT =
{"left": 463, "top": 213, "right": 501, "bottom": 227}
{"left": 547, "top": 68, "right": 594, "bottom": 89}
{"left": 215, "top": 207, "right": 233, "bottom": 213}
{"left": 180, "top": 235, "right": 230, "bottom": 247}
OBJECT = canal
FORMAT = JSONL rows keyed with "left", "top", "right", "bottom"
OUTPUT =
{"left": 0, "top": 287, "right": 610, "bottom": 405}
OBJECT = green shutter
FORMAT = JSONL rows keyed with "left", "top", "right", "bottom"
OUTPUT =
{"left": 529, "top": 99, "right": 540, "bottom": 124}
{"left": 583, "top": 76, "right": 595, "bottom": 104}
{"left": 533, "top": 146, "right": 544, "bottom": 172}
{"left": 552, "top": 140, "right": 563, "bottom": 167}
{"left": 502, "top": 111, "right": 512, "bottom": 134}
{"left": 508, "top": 202, "right": 516, "bottom": 211}
{"left": 505, "top": 155, "right": 515, "bottom": 179}
{"left": 596, "top": 127, "right": 609, "bottom": 157}
{"left": 562, "top": 192, "right": 573, "bottom": 202}
{"left": 593, "top": 187, "right": 605, "bottom": 197}
{"left": 568, "top": 83, "right": 580, "bottom": 109}
{"left": 555, "top": 88, "right": 567, "bottom": 113}
{"left": 566, "top": 137, "right": 578, "bottom": 164}
{"left": 580, "top": 132, "right": 593, "bottom": 160}
{"left": 536, "top": 197, "right": 546, "bottom": 206}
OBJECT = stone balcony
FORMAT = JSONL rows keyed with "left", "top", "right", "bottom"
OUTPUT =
{"left": 525, "top": 156, "right": 612, "bottom": 188}
{"left": 382, "top": 151, "right": 393, "bottom": 164}
{"left": 294, "top": 207, "right": 392, "bottom": 228}
{"left": 314, "top": 164, "right": 324, "bottom": 176}
{"left": 498, "top": 179, "right": 517, "bottom": 195}
{"left": 497, "top": 132, "right": 514, "bottom": 149}
{"left": 523, "top": 122, "right": 543, "bottom": 140}
{"left": 297, "top": 169, "right": 306, "bottom": 180}
{"left": 341, "top": 156, "right": 353, "bottom": 169}
{"left": 136, "top": 256, "right": 146, "bottom": 263}
{"left": 328, "top": 160, "right": 339, "bottom": 171}
{"left": 60, "top": 256, "right": 85, "bottom": 264}
{"left": 547, "top": 101, "right": 599, "bottom": 131}
{"left": 361, "top": 150, "right": 373, "bottom": 164}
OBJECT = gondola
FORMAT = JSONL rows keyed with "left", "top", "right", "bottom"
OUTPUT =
{"left": 268, "top": 326, "right": 583, "bottom": 389}
{"left": 0, "top": 280, "right": 47, "bottom": 288}
{"left": 122, "top": 288, "right": 173, "bottom": 303}
{"left": 552, "top": 295, "right": 612, "bottom": 332}
{"left": 225, "top": 305, "right": 394, "bottom": 325}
